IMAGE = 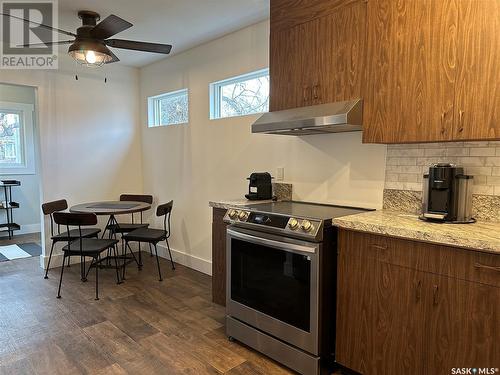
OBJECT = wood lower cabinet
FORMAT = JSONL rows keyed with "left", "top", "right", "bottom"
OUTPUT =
{"left": 336, "top": 229, "right": 500, "bottom": 375}
{"left": 212, "top": 208, "right": 228, "bottom": 306}
{"left": 424, "top": 274, "right": 499, "bottom": 373}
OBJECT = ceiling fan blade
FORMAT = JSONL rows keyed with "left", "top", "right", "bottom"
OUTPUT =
{"left": 90, "top": 15, "right": 132, "bottom": 40}
{"left": 0, "top": 12, "right": 76, "bottom": 37}
{"left": 105, "top": 39, "right": 172, "bottom": 54}
{"left": 106, "top": 49, "right": 120, "bottom": 63}
{"left": 17, "top": 40, "right": 74, "bottom": 47}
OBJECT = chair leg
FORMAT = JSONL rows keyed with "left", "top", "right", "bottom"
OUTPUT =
{"left": 148, "top": 243, "right": 153, "bottom": 257}
{"left": 44, "top": 241, "right": 55, "bottom": 279}
{"left": 81, "top": 256, "right": 87, "bottom": 282}
{"left": 112, "top": 246, "right": 122, "bottom": 284}
{"left": 57, "top": 254, "right": 66, "bottom": 299}
{"left": 66, "top": 254, "right": 71, "bottom": 268}
{"left": 122, "top": 241, "right": 128, "bottom": 280}
{"left": 153, "top": 244, "right": 163, "bottom": 282}
{"left": 166, "top": 238, "right": 175, "bottom": 270}
{"left": 125, "top": 242, "right": 140, "bottom": 268}
{"left": 95, "top": 258, "right": 99, "bottom": 301}
{"left": 85, "top": 257, "right": 95, "bottom": 280}
{"left": 138, "top": 242, "right": 143, "bottom": 268}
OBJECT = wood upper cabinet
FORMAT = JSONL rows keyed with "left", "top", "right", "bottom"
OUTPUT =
{"left": 363, "top": 0, "right": 500, "bottom": 143}
{"left": 453, "top": 0, "right": 500, "bottom": 140}
{"left": 270, "top": 22, "right": 311, "bottom": 111}
{"left": 269, "top": 0, "right": 366, "bottom": 112}
{"left": 336, "top": 229, "right": 500, "bottom": 375}
{"left": 363, "top": 0, "right": 458, "bottom": 143}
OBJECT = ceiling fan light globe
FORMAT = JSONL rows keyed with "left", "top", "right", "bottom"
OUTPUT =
{"left": 68, "top": 40, "right": 113, "bottom": 67}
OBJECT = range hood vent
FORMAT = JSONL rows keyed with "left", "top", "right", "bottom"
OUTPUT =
{"left": 252, "top": 99, "right": 363, "bottom": 135}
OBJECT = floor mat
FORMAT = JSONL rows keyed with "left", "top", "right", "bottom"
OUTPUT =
{"left": 0, "top": 243, "right": 41, "bottom": 261}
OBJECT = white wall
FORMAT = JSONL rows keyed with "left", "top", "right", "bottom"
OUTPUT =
{"left": 0, "top": 83, "right": 41, "bottom": 234}
{"left": 0, "top": 53, "right": 143, "bottom": 266}
{"left": 139, "top": 20, "right": 387, "bottom": 272}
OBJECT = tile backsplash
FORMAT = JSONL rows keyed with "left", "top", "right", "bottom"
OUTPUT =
{"left": 385, "top": 141, "right": 500, "bottom": 195}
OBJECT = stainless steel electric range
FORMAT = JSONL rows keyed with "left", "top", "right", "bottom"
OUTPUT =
{"left": 223, "top": 201, "right": 372, "bottom": 375}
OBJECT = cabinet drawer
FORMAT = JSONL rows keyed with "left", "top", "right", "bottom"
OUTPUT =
{"left": 341, "top": 229, "right": 500, "bottom": 288}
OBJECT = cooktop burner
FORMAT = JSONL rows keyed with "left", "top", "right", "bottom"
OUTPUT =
{"left": 241, "top": 201, "right": 371, "bottom": 220}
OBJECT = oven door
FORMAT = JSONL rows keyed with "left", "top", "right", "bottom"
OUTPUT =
{"left": 226, "top": 226, "right": 320, "bottom": 355}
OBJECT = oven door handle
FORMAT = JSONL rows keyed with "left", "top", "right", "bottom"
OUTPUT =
{"left": 227, "top": 228, "right": 317, "bottom": 254}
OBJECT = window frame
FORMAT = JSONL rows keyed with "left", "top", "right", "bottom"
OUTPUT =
{"left": 209, "top": 68, "right": 269, "bottom": 120}
{"left": 147, "top": 88, "right": 189, "bottom": 127}
{"left": 0, "top": 101, "right": 35, "bottom": 175}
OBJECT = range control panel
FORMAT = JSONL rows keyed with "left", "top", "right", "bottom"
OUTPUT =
{"left": 224, "top": 208, "right": 322, "bottom": 240}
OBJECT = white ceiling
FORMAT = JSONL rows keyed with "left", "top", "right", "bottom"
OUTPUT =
{"left": 57, "top": 0, "right": 269, "bottom": 67}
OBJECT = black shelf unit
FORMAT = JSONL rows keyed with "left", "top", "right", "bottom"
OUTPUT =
{"left": 0, "top": 180, "right": 21, "bottom": 239}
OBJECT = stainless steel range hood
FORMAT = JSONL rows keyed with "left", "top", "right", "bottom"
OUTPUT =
{"left": 252, "top": 99, "right": 363, "bottom": 135}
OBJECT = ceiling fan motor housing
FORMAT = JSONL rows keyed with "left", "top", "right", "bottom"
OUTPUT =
{"left": 78, "top": 10, "right": 100, "bottom": 26}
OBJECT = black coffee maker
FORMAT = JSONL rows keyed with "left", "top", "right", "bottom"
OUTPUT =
{"left": 420, "top": 163, "right": 474, "bottom": 223}
{"left": 245, "top": 172, "right": 273, "bottom": 200}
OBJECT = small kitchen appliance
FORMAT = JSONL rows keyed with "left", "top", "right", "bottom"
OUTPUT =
{"left": 420, "top": 163, "right": 474, "bottom": 223}
{"left": 245, "top": 172, "right": 273, "bottom": 200}
{"left": 224, "top": 201, "right": 373, "bottom": 375}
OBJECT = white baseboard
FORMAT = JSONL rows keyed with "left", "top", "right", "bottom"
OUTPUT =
{"left": 156, "top": 243, "right": 212, "bottom": 276}
{"left": 40, "top": 243, "right": 212, "bottom": 276}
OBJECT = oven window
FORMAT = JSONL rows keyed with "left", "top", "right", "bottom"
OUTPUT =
{"left": 231, "top": 238, "right": 311, "bottom": 332}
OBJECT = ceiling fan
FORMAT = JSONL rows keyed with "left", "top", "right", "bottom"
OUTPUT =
{"left": 2, "top": 10, "right": 172, "bottom": 67}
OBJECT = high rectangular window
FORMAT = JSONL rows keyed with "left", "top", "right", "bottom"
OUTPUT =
{"left": 148, "top": 89, "right": 189, "bottom": 127}
{"left": 210, "top": 69, "right": 269, "bottom": 120}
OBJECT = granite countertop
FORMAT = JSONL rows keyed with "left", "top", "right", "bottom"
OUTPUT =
{"left": 333, "top": 210, "right": 500, "bottom": 254}
{"left": 209, "top": 199, "right": 276, "bottom": 210}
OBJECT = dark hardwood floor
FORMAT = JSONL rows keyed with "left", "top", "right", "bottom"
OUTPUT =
{"left": 0, "top": 252, "right": 297, "bottom": 375}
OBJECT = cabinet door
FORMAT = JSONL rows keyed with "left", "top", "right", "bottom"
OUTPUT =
{"left": 453, "top": 0, "right": 500, "bottom": 140}
{"left": 424, "top": 274, "right": 500, "bottom": 374}
{"left": 336, "top": 230, "right": 377, "bottom": 374}
{"left": 212, "top": 208, "right": 228, "bottom": 306}
{"left": 269, "top": 22, "right": 312, "bottom": 111}
{"left": 370, "top": 262, "right": 426, "bottom": 375}
{"left": 336, "top": 230, "right": 426, "bottom": 375}
{"left": 363, "top": 0, "right": 458, "bottom": 143}
{"left": 314, "top": 0, "right": 366, "bottom": 105}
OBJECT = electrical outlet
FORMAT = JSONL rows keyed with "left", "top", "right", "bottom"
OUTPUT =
{"left": 277, "top": 167, "right": 284, "bottom": 181}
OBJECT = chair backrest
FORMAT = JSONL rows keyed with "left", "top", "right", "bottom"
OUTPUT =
{"left": 120, "top": 194, "right": 153, "bottom": 204}
{"left": 53, "top": 212, "right": 98, "bottom": 253}
{"left": 156, "top": 200, "right": 173, "bottom": 236}
{"left": 53, "top": 212, "right": 98, "bottom": 227}
{"left": 156, "top": 201, "right": 173, "bottom": 217}
{"left": 42, "top": 199, "right": 69, "bottom": 236}
{"left": 120, "top": 194, "right": 153, "bottom": 223}
{"left": 42, "top": 199, "right": 68, "bottom": 215}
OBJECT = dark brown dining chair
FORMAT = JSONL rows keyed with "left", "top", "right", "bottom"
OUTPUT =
{"left": 54, "top": 212, "right": 119, "bottom": 300}
{"left": 122, "top": 201, "right": 175, "bottom": 281}
{"left": 42, "top": 199, "right": 101, "bottom": 279}
{"left": 106, "top": 194, "right": 153, "bottom": 235}
{"left": 106, "top": 194, "right": 154, "bottom": 262}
